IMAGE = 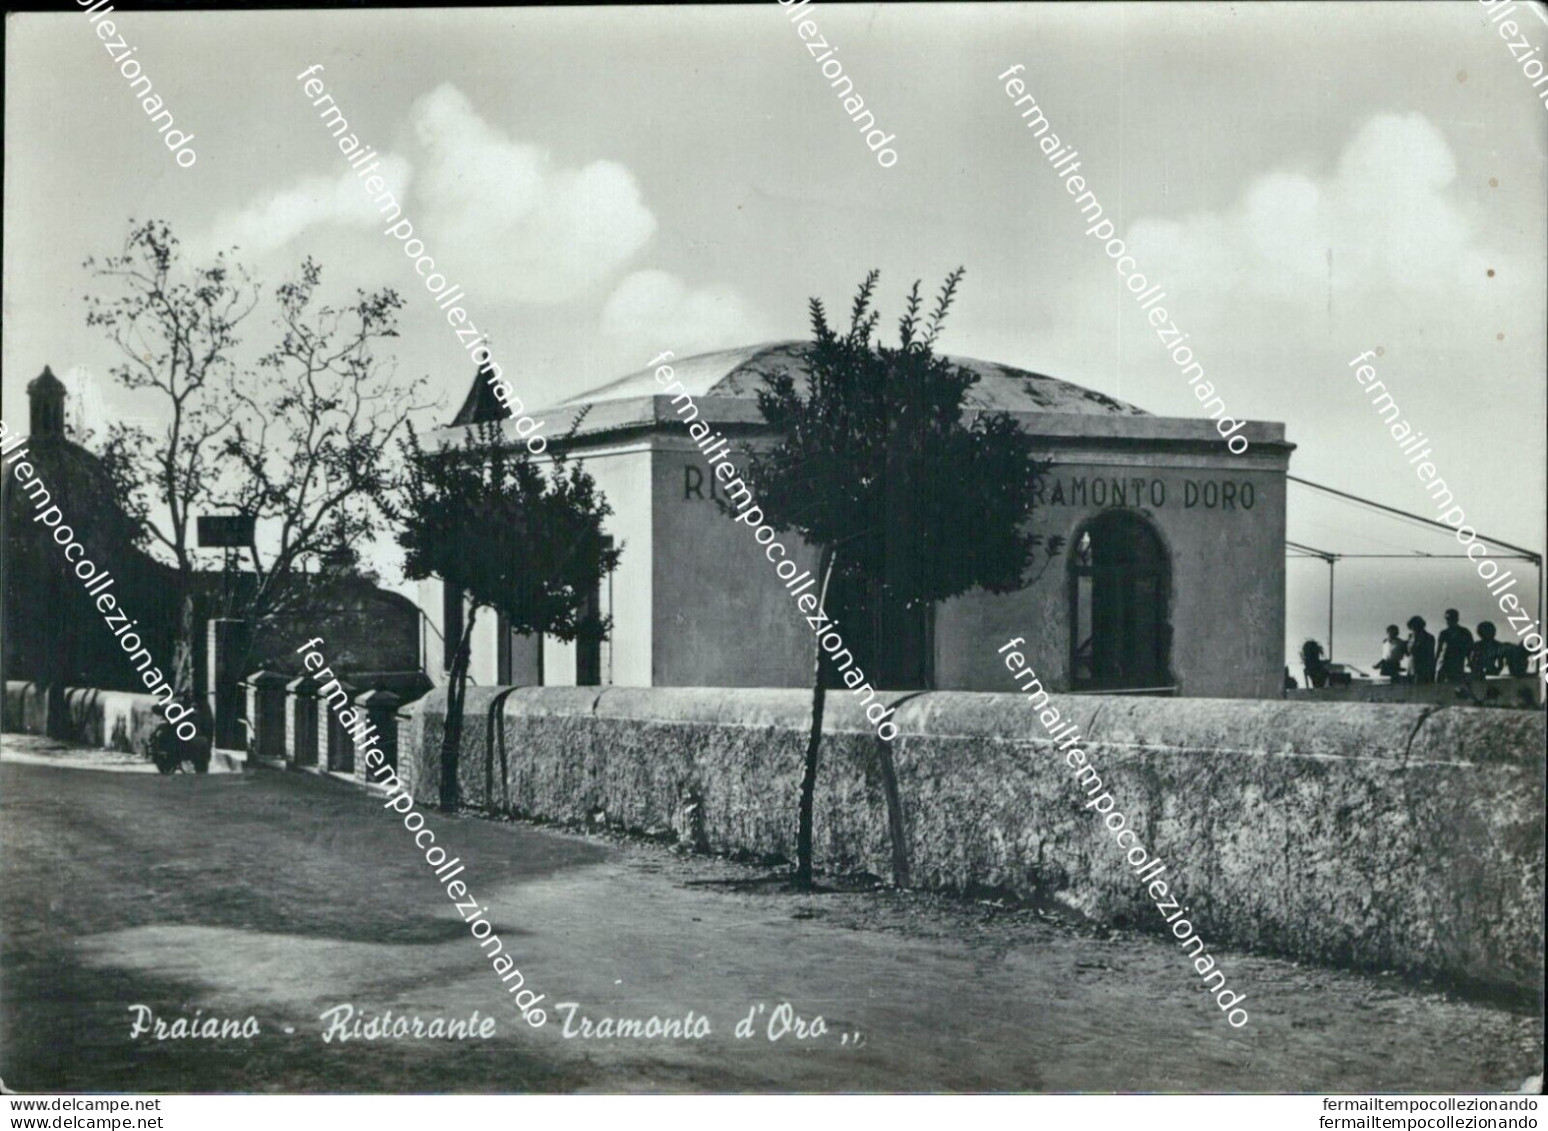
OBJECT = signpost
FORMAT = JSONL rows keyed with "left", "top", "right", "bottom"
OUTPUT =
{"left": 198, "top": 514, "right": 254, "bottom": 611}
{"left": 197, "top": 514, "right": 256, "bottom": 548}
{"left": 198, "top": 514, "right": 256, "bottom": 749}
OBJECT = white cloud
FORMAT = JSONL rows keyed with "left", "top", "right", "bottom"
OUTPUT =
{"left": 601, "top": 269, "right": 770, "bottom": 354}
{"left": 209, "top": 156, "right": 413, "bottom": 258}
{"left": 1124, "top": 113, "right": 1489, "bottom": 301}
{"left": 1038, "top": 110, "right": 1537, "bottom": 445}
{"left": 408, "top": 84, "right": 656, "bottom": 304}
{"left": 207, "top": 83, "right": 654, "bottom": 306}
{"left": 60, "top": 366, "right": 108, "bottom": 440}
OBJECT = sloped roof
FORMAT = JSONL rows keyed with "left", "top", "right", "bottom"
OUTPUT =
{"left": 555, "top": 341, "right": 1149, "bottom": 417}
{"left": 450, "top": 364, "right": 509, "bottom": 426}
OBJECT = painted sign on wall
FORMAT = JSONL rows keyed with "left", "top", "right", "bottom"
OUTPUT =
{"left": 1031, "top": 475, "right": 1257, "bottom": 511}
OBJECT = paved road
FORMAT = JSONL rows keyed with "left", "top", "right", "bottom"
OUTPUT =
{"left": 0, "top": 740, "right": 1540, "bottom": 1093}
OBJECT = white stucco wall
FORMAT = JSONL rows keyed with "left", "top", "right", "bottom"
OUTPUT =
{"left": 423, "top": 398, "right": 1292, "bottom": 699}
{"left": 934, "top": 447, "right": 1288, "bottom": 698}
{"left": 650, "top": 434, "right": 819, "bottom": 687}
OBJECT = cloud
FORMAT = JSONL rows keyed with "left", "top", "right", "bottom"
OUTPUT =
{"left": 209, "top": 157, "right": 413, "bottom": 257}
{"left": 60, "top": 366, "right": 108, "bottom": 440}
{"left": 1035, "top": 110, "right": 1538, "bottom": 445}
{"left": 1123, "top": 113, "right": 1489, "bottom": 301}
{"left": 207, "top": 83, "right": 654, "bottom": 305}
{"left": 601, "top": 269, "right": 770, "bottom": 354}
{"left": 408, "top": 84, "right": 656, "bottom": 304}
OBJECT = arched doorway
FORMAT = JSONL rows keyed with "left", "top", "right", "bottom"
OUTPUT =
{"left": 1069, "top": 511, "right": 1172, "bottom": 691}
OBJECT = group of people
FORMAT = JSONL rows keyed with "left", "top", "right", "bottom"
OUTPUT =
{"left": 1296, "top": 609, "right": 1533, "bottom": 690}
{"left": 1375, "top": 608, "right": 1530, "bottom": 684}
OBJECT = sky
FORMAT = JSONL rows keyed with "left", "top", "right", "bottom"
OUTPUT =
{"left": 4, "top": 2, "right": 1545, "bottom": 675}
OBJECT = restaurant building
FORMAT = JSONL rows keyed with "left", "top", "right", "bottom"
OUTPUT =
{"left": 422, "top": 342, "right": 1294, "bottom": 699}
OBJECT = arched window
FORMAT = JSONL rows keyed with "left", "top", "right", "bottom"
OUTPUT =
{"left": 1069, "top": 511, "right": 1172, "bottom": 691}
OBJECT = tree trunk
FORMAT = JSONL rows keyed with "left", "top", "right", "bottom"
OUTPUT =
{"left": 485, "top": 686, "right": 519, "bottom": 814}
{"left": 488, "top": 687, "right": 517, "bottom": 813}
{"left": 172, "top": 576, "right": 197, "bottom": 699}
{"left": 440, "top": 605, "right": 479, "bottom": 812}
{"left": 795, "top": 546, "right": 836, "bottom": 890}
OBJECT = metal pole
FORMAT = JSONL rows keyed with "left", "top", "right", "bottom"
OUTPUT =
{"left": 1289, "top": 475, "right": 1542, "bottom": 563}
{"left": 1328, "top": 558, "right": 1335, "bottom": 662}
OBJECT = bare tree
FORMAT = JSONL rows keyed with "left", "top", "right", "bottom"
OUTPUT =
{"left": 218, "top": 257, "right": 431, "bottom": 627}
{"left": 84, "top": 221, "right": 430, "bottom": 688}
{"left": 84, "top": 220, "right": 258, "bottom": 690}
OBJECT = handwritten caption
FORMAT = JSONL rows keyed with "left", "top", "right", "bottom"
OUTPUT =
{"left": 124, "top": 1000, "right": 867, "bottom": 1047}
{"left": 554, "top": 1001, "right": 866, "bottom": 1046}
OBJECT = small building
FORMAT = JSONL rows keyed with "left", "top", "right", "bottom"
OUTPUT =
{"left": 424, "top": 342, "right": 1294, "bottom": 699}
{"left": 2, "top": 368, "right": 428, "bottom": 711}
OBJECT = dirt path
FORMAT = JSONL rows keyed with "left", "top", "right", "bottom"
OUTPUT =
{"left": 1, "top": 740, "right": 1539, "bottom": 1093}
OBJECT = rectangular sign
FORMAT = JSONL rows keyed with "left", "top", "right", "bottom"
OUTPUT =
{"left": 197, "top": 514, "right": 255, "bottom": 547}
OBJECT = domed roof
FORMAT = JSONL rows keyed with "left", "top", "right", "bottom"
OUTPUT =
{"left": 2, "top": 434, "right": 134, "bottom": 539}
{"left": 559, "top": 341, "right": 1149, "bottom": 417}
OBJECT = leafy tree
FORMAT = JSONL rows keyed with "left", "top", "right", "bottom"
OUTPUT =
{"left": 746, "top": 269, "right": 1060, "bottom": 889}
{"left": 84, "top": 220, "right": 428, "bottom": 687}
{"left": 383, "top": 417, "right": 622, "bottom": 812}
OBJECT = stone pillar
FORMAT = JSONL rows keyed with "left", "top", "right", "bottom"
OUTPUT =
{"left": 322, "top": 679, "right": 357, "bottom": 772}
{"left": 394, "top": 705, "right": 417, "bottom": 795}
{"left": 43, "top": 681, "right": 68, "bottom": 741}
{"left": 352, "top": 689, "right": 401, "bottom": 781}
{"left": 313, "top": 698, "right": 330, "bottom": 768}
{"left": 206, "top": 619, "right": 251, "bottom": 751}
{"left": 37, "top": 584, "right": 70, "bottom": 740}
{"left": 286, "top": 675, "right": 320, "bottom": 766}
{"left": 245, "top": 670, "right": 288, "bottom": 763}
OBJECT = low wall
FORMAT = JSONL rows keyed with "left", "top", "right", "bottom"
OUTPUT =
{"left": 407, "top": 687, "right": 1545, "bottom": 999}
{"left": 3, "top": 681, "right": 164, "bottom": 751}
{"left": 1288, "top": 676, "right": 1543, "bottom": 709}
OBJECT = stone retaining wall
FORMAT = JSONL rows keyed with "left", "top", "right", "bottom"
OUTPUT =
{"left": 405, "top": 686, "right": 1545, "bottom": 999}
{"left": 3, "top": 680, "right": 163, "bottom": 751}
